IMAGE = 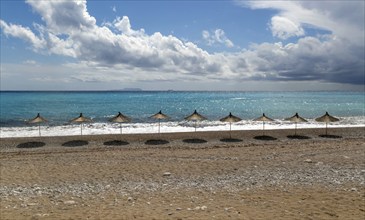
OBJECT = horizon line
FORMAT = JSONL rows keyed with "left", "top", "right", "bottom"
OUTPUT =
{"left": 0, "top": 89, "right": 363, "bottom": 93}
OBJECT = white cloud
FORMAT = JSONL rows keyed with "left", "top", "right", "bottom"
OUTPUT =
{"left": 113, "top": 16, "right": 145, "bottom": 36}
{"left": 202, "top": 29, "right": 234, "bottom": 48}
{"left": 270, "top": 16, "right": 305, "bottom": 39}
{"left": 238, "top": 0, "right": 364, "bottom": 45}
{"left": 26, "top": 0, "right": 96, "bottom": 34}
{"left": 23, "top": 60, "right": 37, "bottom": 65}
{"left": 0, "top": 20, "right": 46, "bottom": 50}
{"left": 0, "top": 0, "right": 364, "bottom": 89}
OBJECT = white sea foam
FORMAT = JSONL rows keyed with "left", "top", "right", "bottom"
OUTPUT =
{"left": 0, "top": 116, "right": 364, "bottom": 138}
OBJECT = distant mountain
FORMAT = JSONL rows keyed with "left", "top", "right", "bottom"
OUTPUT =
{"left": 120, "top": 88, "right": 143, "bottom": 91}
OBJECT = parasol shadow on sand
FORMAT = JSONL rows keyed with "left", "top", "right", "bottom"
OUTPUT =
{"left": 285, "top": 113, "right": 310, "bottom": 139}
{"left": 316, "top": 112, "right": 341, "bottom": 138}
{"left": 17, "top": 141, "right": 46, "bottom": 148}
{"left": 145, "top": 139, "right": 170, "bottom": 145}
{"left": 219, "top": 112, "right": 242, "bottom": 142}
{"left": 318, "top": 134, "right": 342, "bottom": 139}
{"left": 254, "top": 135, "right": 277, "bottom": 141}
{"left": 220, "top": 138, "right": 242, "bottom": 143}
{"left": 62, "top": 140, "right": 89, "bottom": 147}
{"left": 27, "top": 113, "right": 48, "bottom": 137}
{"left": 253, "top": 113, "right": 277, "bottom": 141}
{"left": 109, "top": 112, "right": 131, "bottom": 134}
{"left": 182, "top": 138, "right": 208, "bottom": 144}
{"left": 287, "top": 135, "right": 311, "bottom": 140}
{"left": 104, "top": 140, "right": 129, "bottom": 146}
{"left": 70, "top": 113, "right": 92, "bottom": 136}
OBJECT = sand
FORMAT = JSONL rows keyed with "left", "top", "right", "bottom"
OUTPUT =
{"left": 0, "top": 127, "right": 364, "bottom": 219}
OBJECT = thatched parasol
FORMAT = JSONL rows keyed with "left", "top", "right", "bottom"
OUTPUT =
{"left": 28, "top": 113, "right": 48, "bottom": 137}
{"left": 315, "top": 112, "right": 339, "bottom": 135}
{"left": 150, "top": 110, "right": 169, "bottom": 133}
{"left": 184, "top": 110, "right": 207, "bottom": 132}
{"left": 220, "top": 112, "right": 241, "bottom": 138}
{"left": 253, "top": 113, "right": 274, "bottom": 136}
{"left": 285, "top": 113, "right": 308, "bottom": 136}
{"left": 110, "top": 112, "right": 131, "bottom": 134}
{"left": 70, "top": 113, "right": 92, "bottom": 135}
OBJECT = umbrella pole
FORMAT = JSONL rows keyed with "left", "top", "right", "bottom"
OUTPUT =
{"left": 195, "top": 121, "right": 197, "bottom": 132}
{"left": 39, "top": 124, "right": 41, "bottom": 137}
{"left": 81, "top": 123, "right": 83, "bottom": 136}
{"left": 326, "top": 122, "right": 328, "bottom": 136}
{"left": 263, "top": 122, "right": 265, "bottom": 136}
{"left": 295, "top": 122, "right": 297, "bottom": 136}
{"left": 120, "top": 123, "right": 122, "bottom": 134}
{"left": 230, "top": 122, "right": 232, "bottom": 139}
{"left": 158, "top": 119, "right": 161, "bottom": 134}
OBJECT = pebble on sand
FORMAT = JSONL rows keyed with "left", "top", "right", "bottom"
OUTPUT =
{"left": 304, "top": 159, "right": 313, "bottom": 163}
{"left": 194, "top": 205, "right": 207, "bottom": 211}
{"left": 63, "top": 200, "right": 76, "bottom": 205}
{"left": 163, "top": 172, "right": 171, "bottom": 177}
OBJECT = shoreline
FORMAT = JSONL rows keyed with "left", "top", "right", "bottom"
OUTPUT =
{"left": 1, "top": 122, "right": 364, "bottom": 139}
{"left": 1, "top": 127, "right": 364, "bottom": 219}
{"left": 1, "top": 126, "right": 364, "bottom": 145}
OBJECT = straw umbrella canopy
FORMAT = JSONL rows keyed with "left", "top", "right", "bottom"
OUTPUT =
{"left": 28, "top": 113, "right": 48, "bottom": 137}
{"left": 220, "top": 112, "right": 241, "bottom": 138}
{"left": 253, "top": 113, "right": 274, "bottom": 136}
{"left": 150, "top": 110, "right": 169, "bottom": 133}
{"left": 184, "top": 110, "right": 207, "bottom": 132}
{"left": 285, "top": 113, "right": 308, "bottom": 135}
{"left": 70, "top": 113, "right": 92, "bottom": 135}
{"left": 315, "top": 112, "right": 339, "bottom": 135}
{"left": 109, "top": 112, "right": 131, "bottom": 134}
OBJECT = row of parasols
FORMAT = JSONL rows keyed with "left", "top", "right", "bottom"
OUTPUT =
{"left": 28, "top": 110, "right": 339, "bottom": 137}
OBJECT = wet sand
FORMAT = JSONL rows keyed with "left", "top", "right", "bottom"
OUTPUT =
{"left": 0, "top": 127, "right": 364, "bottom": 219}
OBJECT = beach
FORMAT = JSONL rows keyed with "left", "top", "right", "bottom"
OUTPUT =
{"left": 0, "top": 127, "right": 364, "bottom": 219}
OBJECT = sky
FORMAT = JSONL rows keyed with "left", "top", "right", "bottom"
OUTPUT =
{"left": 0, "top": 0, "right": 364, "bottom": 91}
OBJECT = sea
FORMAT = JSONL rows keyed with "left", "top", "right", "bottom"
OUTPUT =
{"left": 0, "top": 91, "right": 364, "bottom": 138}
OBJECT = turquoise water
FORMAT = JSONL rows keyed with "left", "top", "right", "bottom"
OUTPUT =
{"left": 0, "top": 91, "right": 364, "bottom": 137}
{"left": 1, "top": 91, "right": 364, "bottom": 126}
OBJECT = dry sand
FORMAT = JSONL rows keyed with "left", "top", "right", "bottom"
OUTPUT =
{"left": 0, "top": 127, "right": 364, "bottom": 219}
